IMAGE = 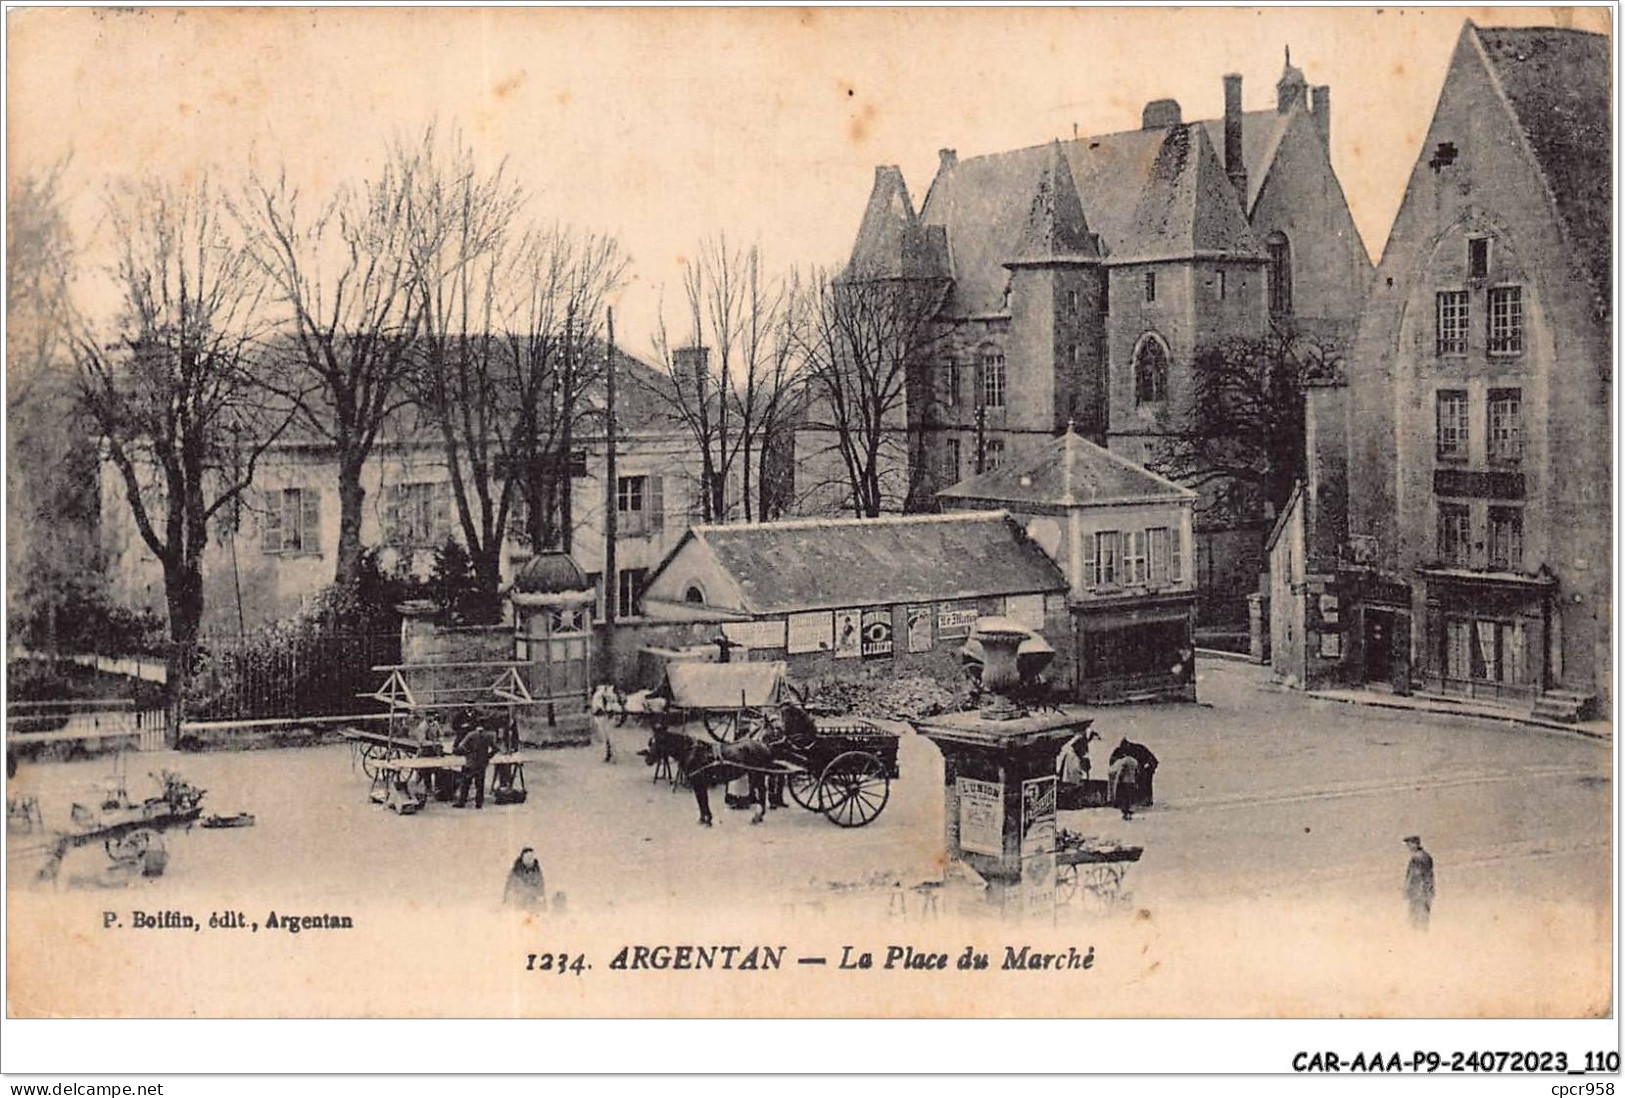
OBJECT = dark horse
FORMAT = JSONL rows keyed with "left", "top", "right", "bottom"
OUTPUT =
{"left": 644, "top": 711, "right": 810, "bottom": 826}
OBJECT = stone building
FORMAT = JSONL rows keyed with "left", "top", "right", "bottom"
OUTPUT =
{"left": 1333, "top": 22, "right": 1609, "bottom": 719}
{"left": 796, "top": 53, "right": 1372, "bottom": 623}
{"left": 939, "top": 426, "right": 1198, "bottom": 702}
{"left": 100, "top": 349, "right": 705, "bottom": 633}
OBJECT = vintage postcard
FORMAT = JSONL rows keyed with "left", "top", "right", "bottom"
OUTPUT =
{"left": 4, "top": 5, "right": 1613, "bottom": 1030}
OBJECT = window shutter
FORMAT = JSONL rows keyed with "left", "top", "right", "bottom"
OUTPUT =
{"left": 1150, "top": 528, "right": 1169, "bottom": 584}
{"left": 432, "top": 481, "right": 452, "bottom": 543}
{"left": 383, "top": 484, "right": 402, "bottom": 545}
{"left": 1170, "top": 528, "right": 1184, "bottom": 583}
{"left": 260, "top": 490, "right": 283, "bottom": 553}
{"left": 1082, "top": 530, "right": 1097, "bottom": 589}
{"left": 302, "top": 488, "right": 321, "bottom": 553}
{"left": 648, "top": 475, "right": 664, "bottom": 534}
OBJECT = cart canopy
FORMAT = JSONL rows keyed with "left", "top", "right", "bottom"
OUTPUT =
{"left": 659, "top": 660, "right": 789, "bottom": 710}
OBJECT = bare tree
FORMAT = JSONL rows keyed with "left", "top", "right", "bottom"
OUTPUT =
{"left": 75, "top": 177, "right": 294, "bottom": 731}
{"left": 642, "top": 235, "right": 800, "bottom": 524}
{"left": 794, "top": 264, "right": 949, "bottom": 517}
{"left": 503, "top": 227, "right": 627, "bottom": 554}
{"left": 1149, "top": 323, "right": 1343, "bottom": 524}
{"left": 234, "top": 153, "right": 423, "bottom": 592}
{"left": 402, "top": 127, "right": 526, "bottom": 618}
{"left": 7, "top": 161, "right": 102, "bottom": 654}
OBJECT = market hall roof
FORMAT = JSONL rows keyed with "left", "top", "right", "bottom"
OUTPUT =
{"left": 643, "top": 511, "right": 1067, "bottom": 617}
{"left": 937, "top": 426, "right": 1196, "bottom": 509}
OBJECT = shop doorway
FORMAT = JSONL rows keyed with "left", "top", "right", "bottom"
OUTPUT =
{"left": 1363, "top": 609, "right": 1394, "bottom": 685}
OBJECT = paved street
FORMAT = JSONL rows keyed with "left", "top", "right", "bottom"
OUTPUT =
{"left": 9, "top": 658, "right": 1609, "bottom": 915}
{"left": 8, "top": 657, "right": 1611, "bottom": 1016}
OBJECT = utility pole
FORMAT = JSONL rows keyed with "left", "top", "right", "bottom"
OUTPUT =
{"left": 603, "top": 307, "right": 619, "bottom": 643}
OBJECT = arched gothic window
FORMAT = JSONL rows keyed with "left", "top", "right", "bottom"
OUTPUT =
{"left": 1134, "top": 333, "right": 1169, "bottom": 405}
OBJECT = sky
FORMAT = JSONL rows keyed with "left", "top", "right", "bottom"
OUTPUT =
{"left": 7, "top": 5, "right": 1613, "bottom": 357}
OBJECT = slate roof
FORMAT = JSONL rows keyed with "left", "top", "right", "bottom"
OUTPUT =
{"left": 845, "top": 166, "right": 953, "bottom": 281}
{"left": 1006, "top": 141, "right": 1101, "bottom": 267}
{"left": 666, "top": 511, "right": 1068, "bottom": 616}
{"left": 269, "top": 342, "right": 678, "bottom": 449}
{"left": 937, "top": 427, "right": 1196, "bottom": 508}
{"left": 918, "top": 113, "right": 1281, "bottom": 315}
{"left": 1472, "top": 23, "right": 1612, "bottom": 316}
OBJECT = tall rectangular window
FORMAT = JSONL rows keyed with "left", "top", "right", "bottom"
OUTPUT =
{"left": 1487, "top": 388, "right": 1522, "bottom": 463}
{"left": 617, "top": 567, "right": 648, "bottom": 618}
{"left": 1435, "top": 390, "right": 1469, "bottom": 460}
{"left": 1144, "top": 271, "right": 1156, "bottom": 303}
{"left": 980, "top": 350, "right": 1006, "bottom": 409}
{"left": 941, "top": 438, "right": 961, "bottom": 483}
{"left": 984, "top": 438, "right": 1005, "bottom": 471}
{"left": 617, "top": 475, "right": 659, "bottom": 537}
{"left": 1148, "top": 527, "right": 1171, "bottom": 584}
{"left": 1067, "top": 289, "right": 1081, "bottom": 315}
{"left": 1436, "top": 291, "right": 1469, "bottom": 355}
{"left": 1489, "top": 507, "right": 1523, "bottom": 571}
{"left": 261, "top": 487, "right": 321, "bottom": 555}
{"left": 1095, "top": 531, "right": 1120, "bottom": 587}
{"left": 944, "top": 363, "right": 960, "bottom": 407}
{"left": 1488, "top": 286, "right": 1523, "bottom": 354}
{"left": 1217, "top": 269, "right": 1227, "bottom": 300}
{"left": 388, "top": 481, "right": 449, "bottom": 547}
{"left": 1268, "top": 237, "right": 1293, "bottom": 316}
{"left": 1468, "top": 237, "right": 1490, "bottom": 280}
{"left": 1123, "top": 530, "right": 1148, "bottom": 584}
{"left": 1437, "top": 502, "right": 1471, "bottom": 567}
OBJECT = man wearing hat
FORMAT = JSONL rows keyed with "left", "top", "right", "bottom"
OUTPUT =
{"left": 453, "top": 712, "right": 498, "bottom": 810}
{"left": 1403, "top": 835, "right": 1435, "bottom": 930}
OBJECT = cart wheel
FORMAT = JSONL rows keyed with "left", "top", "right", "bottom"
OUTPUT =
{"left": 786, "top": 769, "right": 829, "bottom": 812}
{"left": 820, "top": 751, "right": 891, "bottom": 828}
{"left": 1055, "top": 863, "right": 1080, "bottom": 905}
{"left": 105, "top": 828, "right": 160, "bottom": 864}
{"left": 703, "top": 710, "right": 739, "bottom": 743}
{"left": 359, "top": 743, "right": 386, "bottom": 779}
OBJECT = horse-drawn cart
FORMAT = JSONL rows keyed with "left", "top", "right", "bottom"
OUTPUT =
{"left": 777, "top": 717, "right": 901, "bottom": 828}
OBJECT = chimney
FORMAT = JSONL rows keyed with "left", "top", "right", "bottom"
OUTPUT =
{"left": 1311, "top": 85, "right": 1331, "bottom": 146}
{"left": 1223, "top": 73, "right": 1247, "bottom": 202}
{"left": 1140, "top": 99, "right": 1183, "bottom": 130}
{"left": 672, "top": 345, "right": 710, "bottom": 383}
{"left": 938, "top": 148, "right": 958, "bottom": 171}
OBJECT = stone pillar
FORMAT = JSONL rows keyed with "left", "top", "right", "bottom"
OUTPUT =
{"left": 917, "top": 710, "right": 1090, "bottom": 921}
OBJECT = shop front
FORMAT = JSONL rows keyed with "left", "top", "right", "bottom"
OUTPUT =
{"left": 1417, "top": 568, "right": 1554, "bottom": 703}
{"left": 1072, "top": 591, "right": 1197, "bottom": 704}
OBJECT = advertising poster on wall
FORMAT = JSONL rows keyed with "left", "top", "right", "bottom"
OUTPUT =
{"left": 786, "top": 610, "right": 834, "bottom": 654}
{"left": 906, "top": 604, "right": 933, "bottom": 653}
{"left": 860, "top": 607, "right": 894, "bottom": 659}
{"left": 956, "top": 777, "right": 1004, "bottom": 857}
{"left": 833, "top": 609, "right": 861, "bottom": 658}
{"left": 721, "top": 618, "right": 787, "bottom": 651}
{"left": 937, "top": 600, "right": 979, "bottom": 640}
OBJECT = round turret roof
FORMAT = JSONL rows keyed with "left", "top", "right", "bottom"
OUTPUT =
{"left": 510, "top": 551, "right": 590, "bottom": 595}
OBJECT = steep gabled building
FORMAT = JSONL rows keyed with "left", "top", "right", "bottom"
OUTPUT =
{"left": 798, "top": 54, "right": 1372, "bottom": 622}
{"left": 1340, "top": 22, "right": 1611, "bottom": 718}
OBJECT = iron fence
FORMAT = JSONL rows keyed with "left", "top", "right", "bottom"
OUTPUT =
{"left": 184, "top": 629, "right": 402, "bottom": 722}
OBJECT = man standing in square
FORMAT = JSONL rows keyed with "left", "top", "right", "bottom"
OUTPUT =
{"left": 1404, "top": 835, "right": 1435, "bottom": 930}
